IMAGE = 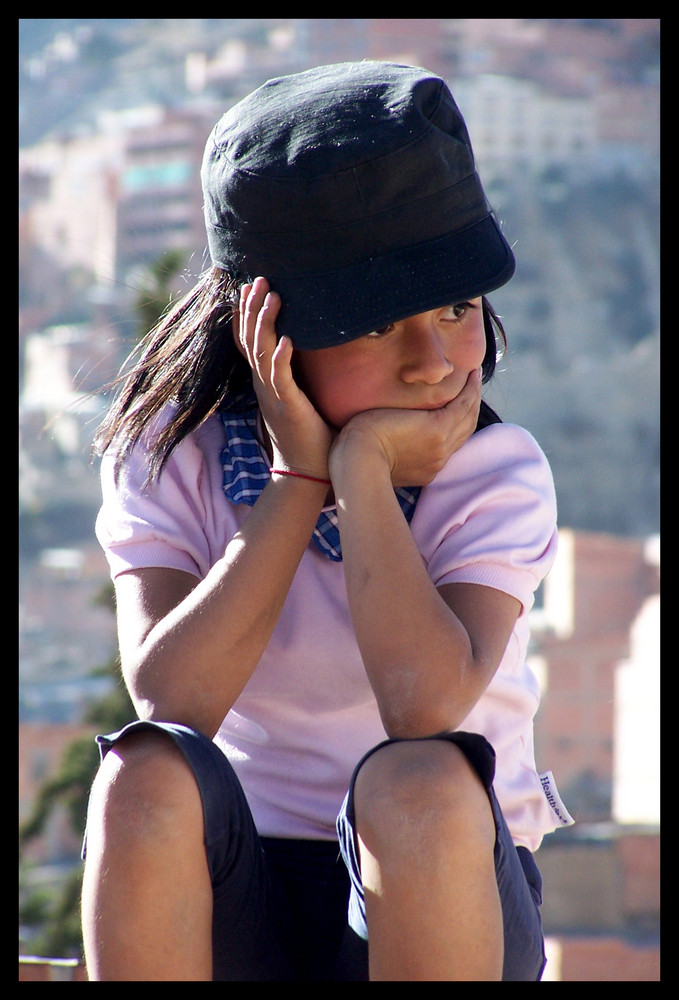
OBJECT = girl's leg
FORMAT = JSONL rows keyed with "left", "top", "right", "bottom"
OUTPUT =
{"left": 351, "top": 738, "right": 503, "bottom": 981}
{"left": 337, "top": 732, "right": 546, "bottom": 982}
{"left": 81, "top": 728, "right": 213, "bottom": 980}
{"left": 81, "top": 721, "right": 294, "bottom": 981}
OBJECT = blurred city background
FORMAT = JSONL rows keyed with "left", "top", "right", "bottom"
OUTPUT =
{"left": 19, "top": 20, "right": 660, "bottom": 981}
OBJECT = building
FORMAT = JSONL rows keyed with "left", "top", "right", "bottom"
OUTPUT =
{"left": 114, "top": 105, "right": 219, "bottom": 285}
{"left": 453, "top": 74, "right": 597, "bottom": 177}
{"left": 531, "top": 529, "right": 659, "bottom": 824}
{"left": 529, "top": 529, "right": 660, "bottom": 980}
{"left": 19, "top": 103, "right": 219, "bottom": 339}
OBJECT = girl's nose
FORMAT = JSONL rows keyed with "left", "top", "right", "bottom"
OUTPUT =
{"left": 399, "top": 314, "right": 454, "bottom": 384}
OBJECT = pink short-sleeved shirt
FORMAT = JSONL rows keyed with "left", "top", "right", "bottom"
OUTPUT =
{"left": 96, "top": 414, "right": 568, "bottom": 850}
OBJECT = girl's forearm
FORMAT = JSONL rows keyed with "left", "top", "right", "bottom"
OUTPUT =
{"left": 124, "top": 475, "right": 329, "bottom": 736}
{"left": 331, "top": 445, "right": 475, "bottom": 738}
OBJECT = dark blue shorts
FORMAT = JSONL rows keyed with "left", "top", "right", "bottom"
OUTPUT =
{"left": 90, "top": 721, "right": 546, "bottom": 981}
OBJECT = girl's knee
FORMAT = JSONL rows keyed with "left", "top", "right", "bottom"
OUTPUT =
{"left": 353, "top": 739, "right": 495, "bottom": 852}
{"left": 87, "top": 730, "right": 203, "bottom": 844}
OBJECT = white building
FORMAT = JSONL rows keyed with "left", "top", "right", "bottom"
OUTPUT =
{"left": 612, "top": 535, "right": 660, "bottom": 826}
{"left": 454, "top": 75, "right": 597, "bottom": 175}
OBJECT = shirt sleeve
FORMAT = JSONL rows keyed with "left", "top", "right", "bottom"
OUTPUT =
{"left": 95, "top": 420, "right": 218, "bottom": 582}
{"left": 413, "top": 423, "right": 558, "bottom": 614}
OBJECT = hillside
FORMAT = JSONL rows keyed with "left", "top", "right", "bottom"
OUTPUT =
{"left": 485, "top": 168, "right": 659, "bottom": 536}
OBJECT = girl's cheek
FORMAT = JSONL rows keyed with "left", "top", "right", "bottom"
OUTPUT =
{"left": 318, "top": 384, "right": 373, "bottom": 429}
{"left": 316, "top": 393, "right": 356, "bottom": 430}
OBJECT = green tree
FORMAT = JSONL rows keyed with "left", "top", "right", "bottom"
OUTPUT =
{"left": 133, "top": 247, "right": 188, "bottom": 340}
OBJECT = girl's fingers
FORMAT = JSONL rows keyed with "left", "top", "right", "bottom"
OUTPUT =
{"left": 237, "top": 277, "right": 333, "bottom": 475}
{"left": 240, "top": 281, "right": 304, "bottom": 412}
{"left": 443, "top": 368, "right": 481, "bottom": 415}
{"left": 238, "top": 282, "right": 254, "bottom": 365}
{"left": 269, "top": 335, "right": 295, "bottom": 401}
{"left": 435, "top": 368, "right": 481, "bottom": 444}
{"left": 240, "top": 279, "right": 280, "bottom": 381}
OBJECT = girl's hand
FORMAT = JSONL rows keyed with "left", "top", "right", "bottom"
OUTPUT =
{"left": 330, "top": 368, "right": 482, "bottom": 487}
{"left": 238, "top": 278, "right": 334, "bottom": 478}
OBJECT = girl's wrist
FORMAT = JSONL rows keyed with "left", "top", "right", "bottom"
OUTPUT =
{"left": 329, "top": 432, "right": 393, "bottom": 498}
{"left": 269, "top": 467, "right": 331, "bottom": 486}
{"left": 330, "top": 423, "right": 390, "bottom": 472}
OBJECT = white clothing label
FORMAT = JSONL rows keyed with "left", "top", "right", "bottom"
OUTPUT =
{"left": 538, "top": 770, "right": 575, "bottom": 826}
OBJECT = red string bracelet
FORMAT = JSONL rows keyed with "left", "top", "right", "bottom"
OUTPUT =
{"left": 270, "top": 468, "right": 331, "bottom": 486}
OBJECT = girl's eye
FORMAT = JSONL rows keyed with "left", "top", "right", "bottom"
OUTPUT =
{"left": 365, "top": 323, "right": 395, "bottom": 339}
{"left": 443, "top": 302, "right": 475, "bottom": 320}
{"left": 365, "top": 300, "right": 478, "bottom": 338}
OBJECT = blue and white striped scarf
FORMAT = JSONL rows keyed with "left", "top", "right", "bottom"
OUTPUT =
{"left": 219, "top": 407, "right": 420, "bottom": 562}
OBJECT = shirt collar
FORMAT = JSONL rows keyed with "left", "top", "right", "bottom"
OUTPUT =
{"left": 219, "top": 407, "right": 420, "bottom": 562}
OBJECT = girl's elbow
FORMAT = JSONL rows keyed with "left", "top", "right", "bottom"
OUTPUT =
{"left": 132, "top": 694, "right": 222, "bottom": 739}
{"left": 373, "top": 659, "right": 477, "bottom": 738}
{"left": 378, "top": 672, "right": 480, "bottom": 739}
{"left": 378, "top": 699, "right": 463, "bottom": 740}
{"left": 127, "top": 686, "right": 174, "bottom": 726}
{"left": 126, "top": 669, "right": 201, "bottom": 732}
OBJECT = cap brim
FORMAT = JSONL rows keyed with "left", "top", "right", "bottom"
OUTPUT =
{"left": 270, "top": 215, "right": 515, "bottom": 349}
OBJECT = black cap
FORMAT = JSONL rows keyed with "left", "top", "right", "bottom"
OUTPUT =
{"left": 202, "top": 61, "right": 515, "bottom": 349}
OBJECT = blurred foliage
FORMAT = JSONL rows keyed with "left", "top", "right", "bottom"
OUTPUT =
{"left": 133, "top": 247, "right": 187, "bottom": 341}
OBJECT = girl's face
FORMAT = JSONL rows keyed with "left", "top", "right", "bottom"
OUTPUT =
{"left": 294, "top": 299, "right": 487, "bottom": 429}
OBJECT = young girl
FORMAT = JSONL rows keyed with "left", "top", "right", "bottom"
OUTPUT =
{"left": 81, "top": 61, "right": 571, "bottom": 982}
